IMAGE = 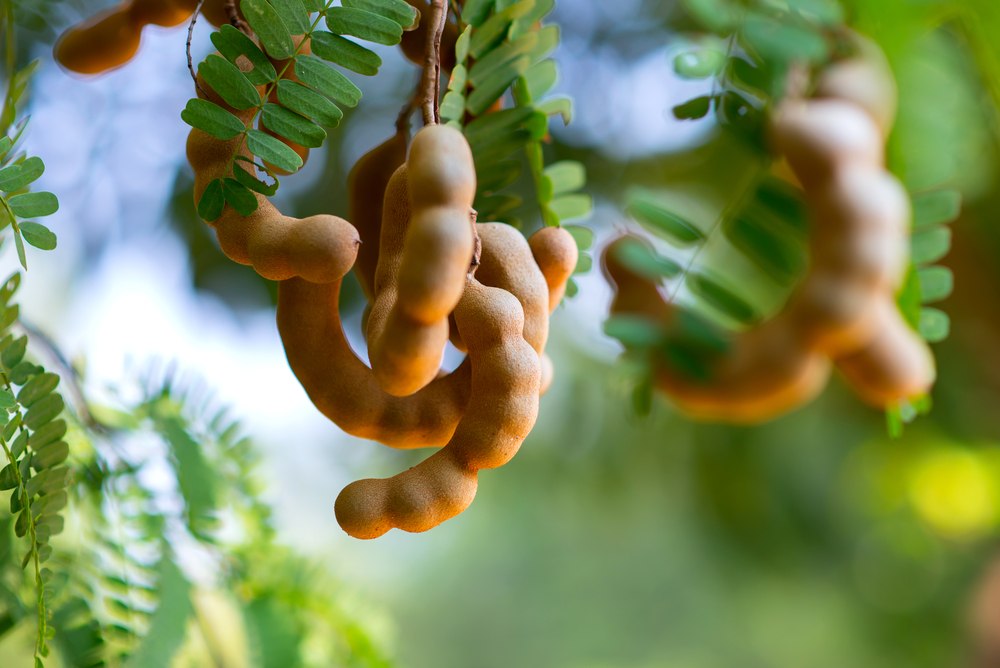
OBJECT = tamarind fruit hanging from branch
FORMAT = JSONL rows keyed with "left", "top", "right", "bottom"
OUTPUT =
{"left": 55, "top": 0, "right": 229, "bottom": 74}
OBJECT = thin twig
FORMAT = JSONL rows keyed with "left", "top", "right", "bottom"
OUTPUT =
{"left": 187, "top": 0, "right": 209, "bottom": 97}
{"left": 420, "top": 0, "right": 448, "bottom": 125}
{"left": 225, "top": 0, "right": 251, "bottom": 34}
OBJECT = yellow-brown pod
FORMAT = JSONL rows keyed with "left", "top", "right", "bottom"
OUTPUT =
{"left": 367, "top": 124, "right": 477, "bottom": 397}
{"left": 529, "top": 226, "right": 579, "bottom": 312}
{"left": 347, "top": 131, "right": 409, "bottom": 299}
{"left": 335, "top": 278, "right": 540, "bottom": 539}
{"left": 55, "top": 7, "right": 143, "bottom": 75}
{"left": 815, "top": 33, "right": 898, "bottom": 136}
{"left": 129, "top": 0, "right": 195, "bottom": 27}
{"left": 399, "top": 0, "right": 458, "bottom": 72}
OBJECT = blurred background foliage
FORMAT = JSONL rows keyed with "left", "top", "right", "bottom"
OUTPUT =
{"left": 2, "top": 0, "right": 1000, "bottom": 666}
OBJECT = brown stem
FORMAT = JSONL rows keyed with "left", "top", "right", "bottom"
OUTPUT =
{"left": 420, "top": 0, "right": 448, "bottom": 125}
{"left": 187, "top": 0, "right": 209, "bottom": 98}
{"left": 225, "top": 0, "right": 251, "bottom": 34}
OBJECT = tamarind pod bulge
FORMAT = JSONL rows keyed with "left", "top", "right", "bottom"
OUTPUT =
{"left": 770, "top": 100, "right": 884, "bottom": 188}
{"left": 347, "top": 133, "right": 409, "bottom": 299}
{"left": 201, "top": 0, "right": 234, "bottom": 26}
{"left": 602, "top": 236, "right": 672, "bottom": 323}
{"left": 807, "top": 166, "right": 910, "bottom": 291}
{"left": 834, "top": 302, "right": 936, "bottom": 406}
{"left": 277, "top": 277, "right": 471, "bottom": 449}
{"left": 407, "top": 125, "right": 477, "bottom": 209}
{"left": 787, "top": 270, "right": 882, "bottom": 355}
{"left": 815, "top": 35, "right": 898, "bottom": 135}
{"left": 55, "top": 9, "right": 143, "bottom": 75}
{"left": 529, "top": 226, "right": 579, "bottom": 312}
{"left": 334, "top": 279, "right": 540, "bottom": 538}
{"left": 400, "top": 0, "right": 458, "bottom": 71}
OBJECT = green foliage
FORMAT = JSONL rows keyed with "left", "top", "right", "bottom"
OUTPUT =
{"left": 183, "top": 0, "right": 416, "bottom": 219}
{"left": 440, "top": 0, "right": 593, "bottom": 292}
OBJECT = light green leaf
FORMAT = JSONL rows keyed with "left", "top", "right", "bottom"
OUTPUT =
{"left": 522, "top": 60, "right": 557, "bottom": 101}
{"left": 544, "top": 161, "right": 585, "bottom": 197}
{"left": 548, "top": 194, "right": 592, "bottom": 222}
{"left": 564, "top": 224, "right": 593, "bottom": 250}
{"left": 125, "top": 557, "right": 193, "bottom": 668}
{"left": 910, "top": 226, "right": 951, "bottom": 265}
{"left": 325, "top": 7, "right": 403, "bottom": 45}
{"left": 466, "top": 56, "right": 531, "bottom": 115}
{"left": 19, "top": 222, "right": 57, "bottom": 251}
{"left": 917, "top": 266, "right": 953, "bottom": 304}
{"left": 0, "top": 156, "right": 44, "bottom": 192}
{"left": 536, "top": 96, "right": 572, "bottom": 124}
{"left": 673, "top": 47, "right": 726, "bottom": 79}
{"left": 8, "top": 192, "right": 58, "bottom": 218}
{"left": 912, "top": 189, "right": 961, "bottom": 229}
{"left": 919, "top": 307, "right": 950, "bottom": 343}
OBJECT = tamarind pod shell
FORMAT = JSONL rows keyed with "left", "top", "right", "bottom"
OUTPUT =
{"left": 770, "top": 100, "right": 884, "bottom": 188}
{"left": 807, "top": 166, "right": 910, "bottom": 292}
{"left": 278, "top": 278, "right": 471, "bottom": 449}
{"left": 55, "top": 10, "right": 143, "bottom": 75}
{"left": 348, "top": 133, "right": 409, "bottom": 299}
{"left": 834, "top": 302, "right": 936, "bottom": 406}
{"left": 201, "top": 0, "right": 234, "bottom": 26}
{"left": 400, "top": 0, "right": 458, "bottom": 71}
{"left": 530, "top": 226, "right": 579, "bottom": 312}
{"left": 407, "top": 125, "right": 477, "bottom": 209}
{"left": 539, "top": 353, "right": 555, "bottom": 395}
{"left": 787, "top": 270, "right": 883, "bottom": 355}
{"left": 815, "top": 35, "right": 897, "bottom": 135}
{"left": 334, "top": 279, "right": 540, "bottom": 538}
{"left": 602, "top": 236, "right": 671, "bottom": 323}
{"left": 130, "top": 0, "right": 194, "bottom": 27}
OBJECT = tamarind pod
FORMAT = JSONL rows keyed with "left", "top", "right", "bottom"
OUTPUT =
{"left": 277, "top": 277, "right": 470, "bottom": 449}
{"left": 335, "top": 278, "right": 541, "bottom": 538}
{"left": 529, "top": 226, "right": 579, "bottom": 312}
{"left": 787, "top": 270, "right": 883, "bottom": 355}
{"left": 399, "top": 0, "right": 458, "bottom": 72}
{"left": 770, "top": 100, "right": 884, "bottom": 188}
{"left": 539, "top": 353, "right": 554, "bottom": 395}
{"left": 347, "top": 132, "right": 409, "bottom": 299}
{"left": 129, "top": 0, "right": 195, "bottom": 27}
{"left": 200, "top": 0, "right": 232, "bottom": 27}
{"left": 187, "top": 75, "right": 358, "bottom": 283}
{"left": 815, "top": 35, "right": 897, "bottom": 135}
{"left": 806, "top": 166, "right": 910, "bottom": 292}
{"left": 406, "top": 125, "right": 477, "bottom": 209}
{"left": 602, "top": 236, "right": 672, "bottom": 324}
{"left": 834, "top": 302, "right": 936, "bottom": 406}
{"left": 55, "top": 9, "right": 143, "bottom": 75}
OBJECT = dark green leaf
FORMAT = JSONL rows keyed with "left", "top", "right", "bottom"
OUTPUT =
{"left": 0, "top": 464, "right": 17, "bottom": 490}
{"left": 687, "top": 272, "right": 759, "bottom": 325}
{"left": 19, "top": 222, "right": 57, "bottom": 251}
{"left": 8, "top": 192, "right": 58, "bottom": 218}
{"left": 180, "top": 99, "right": 247, "bottom": 140}
{"left": 342, "top": 0, "right": 418, "bottom": 29}
{"left": 1, "top": 335, "right": 27, "bottom": 368}
{"left": 628, "top": 195, "right": 705, "bottom": 246}
{"left": 197, "top": 179, "right": 226, "bottom": 222}
{"left": 246, "top": 129, "right": 304, "bottom": 173}
{"left": 8, "top": 361, "right": 40, "bottom": 385}
{"left": 240, "top": 0, "right": 296, "bottom": 59}
{"left": 269, "top": 0, "right": 311, "bottom": 34}
{"left": 461, "top": 0, "right": 495, "bottom": 26}
{"left": 294, "top": 55, "right": 362, "bottom": 107}
{"left": 24, "top": 393, "right": 64, "bottom": 430}
{"left": 325, "top": 7, "right": 402, "bottom": 45}
{"left": 0, "top": 156, "right": 44, "bottom": 192}
{"left": 30, "top": 420, "right": 67, "bottom": 450}
{"left": 604, "top": 315, "right": 664, "bottom": 349}
{"left": 210, "top": 25, "right": 278, "bottom": 86}
{"left": 261, "top": 103, "right": 326, "bottom": 148}
{"left": 222, "top": 179, "right": 259, "bottom": 217}
{"left": 612, "top": 237, "right": 681, "bottom": 279}
{"left": 724, "top": 212, "right": 805, "bottom": 284}
{"left": 233, "top": 162, "right": 278, "bottom": 196}
{"left": 311, "top": 32, "right": 382, "bottom": 75}
{"left": 32, "top": 441, "right": 69, "bottom": 469}
{"left": 276, "top": 80, "right": 343, "bottom": 126}
{"left": 673, "top": 95, "right": 713, "bottom": 120}
{"left": 198, "top": 54, "right": 261, "bottom": 110}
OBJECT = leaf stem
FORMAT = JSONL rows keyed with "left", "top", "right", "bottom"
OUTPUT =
{"left": 421, "top": 0, "right": 448, "bottom": 125}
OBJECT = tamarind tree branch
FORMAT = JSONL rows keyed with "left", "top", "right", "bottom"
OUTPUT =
{"left": 420, "top": 0, "right": 448, "bottom": 125}
{"left": 186, "top": 0, "right": 209, "bottom": 98}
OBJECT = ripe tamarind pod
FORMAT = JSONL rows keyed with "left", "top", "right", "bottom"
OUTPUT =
{"left": 347, "top": 132, "right": 409, "bottom": 299}
{"left": 367, "top": 125, "right": 477, "bottom": 397}
{"left": 834, "top": 302, "right": 936, "bottom": 405}
{"left": 187, "top": 75, "right": 359, "bottom": 283}
{"left": 334, "top": 278, "right": 541, "bottom": 538}
{"left": 770, "top": 100, "right": 884, "bottom": 188}
{"left": 602, "top": 236, "right": 672, "bottom": 324}
{"left": 530, "top": 226, "right": 580, "bottom": 312}
{"left": 400, "top": 0, "right": 458, "bottom": 72}
{"left": 815, "top": 34, "right": 897, "bottom": 135}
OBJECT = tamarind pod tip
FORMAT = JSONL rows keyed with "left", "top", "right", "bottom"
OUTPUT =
{"left": 55, "top": 11, "right": 143, "bottom": 75}
{"left": 530, "top": 226, "right": 579, "bottom": 312}
{"left": 407, "top": 125, "right": 477, "bottom": 208}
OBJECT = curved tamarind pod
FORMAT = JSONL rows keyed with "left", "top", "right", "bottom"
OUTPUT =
{"left": 347, "top": 132, "right": 409, "bottom": 299}
{"left": 368, "top": 125, "right": 477, "bottom": 397}
{"left": 815, "top": 35, "right": 897, "bottom": 135}
{"left": 400, "top": 0, "right": 458, "bottom": 72}
{"left": 530, "top": 226, "right": 579, "bottom": 312}
{"left": 834, "top": 302, "right": 936, "bottom": 405}
{"left": 602, "top": 236, "right": 672, "bottom": 323}
{"left": 335, "top": 278, "right": 541, "bottom": 539}
{"left": 187, "top": 76, "right": 359, "bottom": 282}
{"left": 770, "top": 100, "right": 884, "bottom": 188}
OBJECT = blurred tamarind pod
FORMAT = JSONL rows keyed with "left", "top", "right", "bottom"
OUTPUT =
{"left": 399, "top": 0, "right": 458, "bottom": 71}
{"left": 55, "top": 0, "right": 230, "bottom": 74}
{"left": 186, "top": 70, "right": 358, "bottom": 283}
{"left": 815, "top": 33, "right": 898, "bottom": 136}
{"left": 530, "top": 226, "right": 579, "bottom": 312}
{"left": 335, "top": 278, "right": 541, "bottom": 539}
{"left": 347, "top": 131, "right": 410, "bottom": 299}
{"left": 367, "top": 125, "right": 477, "bottom": 397}
{"left": 260, "top": 35, "right": 313, "bottom": 175}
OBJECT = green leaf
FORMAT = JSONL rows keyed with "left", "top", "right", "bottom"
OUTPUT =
{"left": 24, "top": 393, "right": 64, "bottom": 430}
{"left": 233, "top": 162, "right": 278, "bottom": 196}
{"left": 465, "top": 106, "right": 538, "bottom": 143}
{"left": 221, "top": 179, "right": 259, "bottom": 217}
{"left": 325, "top": 7, "right": 403, "bottom": 45}
{"left": 917, "top": 266, "right": 953, "bottom": 304}
{"left": 521, "top": 60, "right": 557, "bottom": 101}
{"left": 247, "top": 129, "right": 304, "bottom": 173}
{"left": 261, "top": 104, "right": 326, "bottom": 148}
{"left": 687, "top": 272, "right": 759, "bottom": 325}
{"left": 912, "top": 189, "right": 961, "bottom": 229}
{"left": 741, "top": 12, "right": 829, "bottom": 63}
{"left": 181, "top": 99, "right": 248, "bottom": 141}
{"left": 276, "top": 80, "right": 343, "bottom": 126}
{"left": 210, "top": 24, "right": 278, "bottom": 86}
{"left": 461, "top": 0, "right": 495, "bottom": 27}
{"left": 548, "top": 194, "right": 592, "bottom": 222}
{"left": 311, "top": 32, "right": 382, "bottom": 75}
{"left": 198, "top": 54, "right": 261, "bottom": 110}
{"left": 919, "top": 308, "right": 950, "bottom": 343}
{"left": 574, "top": 252, "right": 593, "bottom": 274}
{"left": 627, "top": 195, "right": 705, "bottom": 246}
{"left": 197, "top": 179, "right": 226, "bottom": 221}
{"left": 455, "top": 25, "right": 473, "bottom": 63}
{"left": 564, "top": 225, "right": 593, "bottom": 250}
{"left": 440, "top": 90, "right": 466, "bottom": 124}
{"left": 544, "top": 161, "right": 585, "bottom": 197}
{"left": 910, "top": 227, "right": 951, "bottom": 265}
{"left": 294, "top": 55, "right": 362, "bottom": 107}
{"left": 470, "top": 0, "right": 532, "bottom": 58}
{"left": 124, "top": 558, "right": 193, "bottom": 668}
{"left": 724, "top": 212, "right": 804, "bottom": 284}
{"left": 17, "top": 372, "right": 58, "bottom": 407}
{"left": 342, "top": 0, "right": 418, "bottom": 29}
{"left": 240, "top": 0, "right": 296, "bottom": 59}
{"left": 466, "top": 56, "right": 531, "bottom": 115}
{"left": 0, "top": 156, "right": 44, "bottom": 192}
{"left": 19, "top": 222, "right": 57, "bottom": 251}
{"left": 25, "top": 466, "right": 69, "bottom": 498}
{"left": 673, "top": 95, "right": 713, "bottom": 120}
{"left": 605, "top": 314, "right": 666, "bottom": 349}
{"left": 8, "top": 192, "right": 58, "bottom": 218}
{"left": 536, "top": 96, "right": 572, "bottom": 124}
{"left": 0, "top": 464, "right": 17, "bottom": 490}
{"left": 612, "top": 237, "right": 681, "bottom": 279}
{"left": 673, "top": 47, "right": 726, "bottom": 79}
{"left": 30, "top": 420, "right": 67, "bottom": 449}
{"left": 468, "top": 31, "right": 541, "bottom": 87}
{"left": 2, "top": 335, "right": 27, "bottom": 368}
{"left": 269, "top": 0, "right": 311, "bottom": 34}
{"left": 32, "top": 441, "right": 69, "bottom": 469}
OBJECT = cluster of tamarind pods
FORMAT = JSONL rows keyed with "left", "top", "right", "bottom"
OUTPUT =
{"left": 604, "top": 37, "right": 935, "bottom": 422}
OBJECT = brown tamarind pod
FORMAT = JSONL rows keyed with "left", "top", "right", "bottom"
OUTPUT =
{"left": 55, "top": 8, "right": 143, "bottom": 75}
{"left": 815, "top": 34, "right": 898, "bottom": 135}
{"left": 200, "top": 0, "right": 231, "bottom": 27}
{"left": 530, "top": 226, "right": 579, "bottom": 312}
{"left": 834, "top": 302, "right": 936, "bottom": 405}
{"left": 347, "top": 132, "right": 410, "bottom": 299}
{"left": 129, "top": 0, "right": 195, "bottom": 27}
{"left": 187, "top": 73, "right": 358, "bottom": 283}
{"left": 602, "top": 236, "right": 672, "bottom": 324}
{"left": 367, "top": 125, "right": 477, "bottom": 397}
{"left": 334, "top": 278, "right": 541, "bottom": 539}
{"left": 399, "top": 0, "right": 458, "bottom": 71}
{"left": 770, "top": 100, "right": 883, "bottom": 188}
